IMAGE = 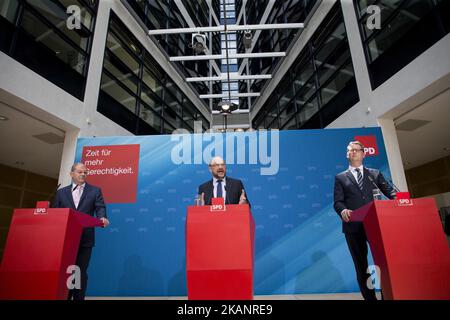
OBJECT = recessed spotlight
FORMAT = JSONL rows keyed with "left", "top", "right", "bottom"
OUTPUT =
{"left": 403, "top": 161, "right": 410, "bottom": 166}
{"left": 130, "top": 43, "right": 138, "bottom": 52}
{"left": 0, "top": 115, "right": 8, "bottom": 120}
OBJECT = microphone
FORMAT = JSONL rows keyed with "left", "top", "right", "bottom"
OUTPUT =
{"left": 367, "top": 174, "right": 383, "bottom": 200}
{"left": 49, "top": 183, "right": 61, "bottom": 207}
{"left": 385, "top": 176, "right": 401, "bottom": 193}
{"left": 367, "top": 174, "right": 379, "bottom": 190}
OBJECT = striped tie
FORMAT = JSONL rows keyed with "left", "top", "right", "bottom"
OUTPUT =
{"left": 355, "top": 168, "right": 363, "bottom": 190}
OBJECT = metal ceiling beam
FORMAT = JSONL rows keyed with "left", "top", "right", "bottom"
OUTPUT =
{"left": 212, "top": 109, "right": 250, "bottom": 114}
{"left": 200, "top": 93, "right": 260, "bottom": 99}
{"left": 186, "top": 74, "right": 272, "bottom": 82}
{"left": 170, "top": 52, "right": 285, "bottom": 61}
{"left": 148, "top": 23, "right": 304, "bottom": 35}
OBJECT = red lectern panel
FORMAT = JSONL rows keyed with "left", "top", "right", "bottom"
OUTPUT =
{"left": 0, "top": 204, "right": 101, "bottom": 300}
{"left": 186, "top": 204, "right": 255, "bottom": 300}
{"left": 351, "top": 198, "right": 450, "bottom": 300}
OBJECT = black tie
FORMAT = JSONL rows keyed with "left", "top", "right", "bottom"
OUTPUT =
{"left": 355, "top": 168, "right": 363, "bottom": 190}
{"left": 216, "top": 180, "right": 223, "bottom": 198}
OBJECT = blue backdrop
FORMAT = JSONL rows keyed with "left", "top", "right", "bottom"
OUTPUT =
{"left": 74, "top": 127, "right": 391, "bottom": 296}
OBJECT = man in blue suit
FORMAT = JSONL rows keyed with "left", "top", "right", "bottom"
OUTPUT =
{"left": 198, "top": 156, "right": 249, "bottom": 206}
{"left": 334, "top": 141, "right": 395, "bottom": 300}
{"left": 53, "top": 162, "right": 109, "bottom": 300}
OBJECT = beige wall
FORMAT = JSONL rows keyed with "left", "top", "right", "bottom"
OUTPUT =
{"left": 406, "top": 155, "right": 450, "bottom": 199}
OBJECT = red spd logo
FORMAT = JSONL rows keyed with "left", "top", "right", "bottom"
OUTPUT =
{"left": 210, "top": 204, "right": 226, "bottom": 212}
{"left": 397, "top": 199, "right": 413, "bottom": 206}
{"left": 34, "top": 208, "right": 48, "bottom": 215}
{"left": 355, "top": 135, "right": 378, "bottom": 156}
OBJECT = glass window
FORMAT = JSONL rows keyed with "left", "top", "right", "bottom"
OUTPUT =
{"left": 0, "top": 0, "right": 19, "bottom": 23}
{"left": 314, "top": 23, "right": 346, "bottom": 65}
{"left": 20, "top": 9, "right": 87, "bottom": 75}
{"left": 281, "top": 113, "right": 297, "bottom": 130}
{"left": 298, "top": 98, "right": 319, "bottom": 126}
{"left": 252, "top": 2, "right": 358, "bottom": 130}
{"left": 106, "top": 33, "right": 140, "bottom": 73}
{"left": 98, "top": 12, "right": 210, "bottom": 134}
{"left": 100, "top": 73, "right": 136, "bottom": 114}
{"left": 0, "top": 0, "right": 96, "bottom": 100}
{"left": 103, "top": 51, "right": 139, "bottom": 94}
{"left": 316, "top": 47, "right": 350, "bottom": 86}
{"left": 140, "top": 103, "right": 161, "bottom": 133}
{"left": 356, "top": 0, "right": 448, "bottom": 90}
{"left": 58, "top": 0, "right": 96, "bottom": 30}
{"left": 293, "top": 59, "right": 314, "bottom": 92}
{"left": 278, "top": 83, "right": 295, "bottom": 111}
{"left": 142, "top": 67, "right": 163, "bottom": 99}
{"left": 364, "top": 1, "right": 431, "bottom": 62}
{"left": 320, "top": 62, "right": 354, "bottom": 106}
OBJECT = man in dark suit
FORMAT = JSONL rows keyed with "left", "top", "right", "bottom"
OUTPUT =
{"left": 333, "top": 141, "right": 395, "bottom": 300}
{"left": 198, "top": 156, "right": 249, "bottom": 205}
{"left": 53, "top": 162, "right": 109, "bottom": 300}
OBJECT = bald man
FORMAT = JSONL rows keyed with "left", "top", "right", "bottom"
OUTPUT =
{"left": 198, "top": 156, "right": 249, "bottom": 206}
{"left": 53, "top": 162, "right": 109, "bottom": 300}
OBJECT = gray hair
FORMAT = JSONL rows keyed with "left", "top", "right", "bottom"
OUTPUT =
{"left": 71, "top": 162, "right": 86, "bottom": 172}
{"left": 209, "top": 156, "right": 225, "bottom": 166}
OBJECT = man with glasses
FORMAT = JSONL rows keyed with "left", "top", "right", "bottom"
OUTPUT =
{"left": 333, "top": 141, "right": 395, "bottom": 300}
{"left": 53, "top": 162, "right": 109, "bottom": 300}
{"left": 198, "top": 156, "right": 249, "bottom": 206}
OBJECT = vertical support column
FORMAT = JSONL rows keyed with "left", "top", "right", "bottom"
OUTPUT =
{"left": 378, "top": 118, "right": 408, "bottom": 192}
{"left": 340, "top": 0, "right": 372, "bottom": 107}
{"left": 58, "top": 129, "right": 80, "bottom": 186}
{"left": 83, "top": 0, "right": 112, "bottom": 117}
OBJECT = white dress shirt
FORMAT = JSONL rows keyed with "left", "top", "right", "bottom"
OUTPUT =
{"left": 349, "top": 165, "right": 364, "bottom": 182}
{"left": 213, "top": 177, "right": 226, "bottom": 199}
{"left": 72, "top": 182, "right": 85, "bottom": 208}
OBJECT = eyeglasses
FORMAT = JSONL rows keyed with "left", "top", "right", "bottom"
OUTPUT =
{"left": 348, "top": 148, "right": 364, "bottom": 153}
{"left": 210, "top": 164, "right": 225, "bottom": 168}
{"left": 73, "top": 170, "right": 88, "bottom": 175}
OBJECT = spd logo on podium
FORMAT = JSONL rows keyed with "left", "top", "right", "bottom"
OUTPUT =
{"left": 34, "top": 201, "right": 49, "bottom": 215}
{"left": 397, "top": 198, "right": 413, "bottom": 206}
{"left": 33, "top": 208, "right": 47, "bottom": 215}
{"left": 210, "top": 197, "right": 226, "bottom": 212}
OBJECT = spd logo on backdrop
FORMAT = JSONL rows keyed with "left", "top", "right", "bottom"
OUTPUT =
{"left": 355, "top": 135, "right": 378, "bottom": 156}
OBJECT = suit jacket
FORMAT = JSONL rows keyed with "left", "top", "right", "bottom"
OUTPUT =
{"left": 53, "top": 183, "right": 107, "bottom": 247}
{"left": 333, "top": 167, "right": 395, "bottom": 234}
{"left": 198, "top": 176, "right": 250, "bottom": 206}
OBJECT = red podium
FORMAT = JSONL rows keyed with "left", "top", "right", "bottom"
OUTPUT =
{"left": 351, "top": 198, "right": 450, "bottom": 300}
{"left": 0, "top": 202, "right": 102, "bottom": 300}
{"left": 186, "top": 203, "right": 255, "bottom": 300}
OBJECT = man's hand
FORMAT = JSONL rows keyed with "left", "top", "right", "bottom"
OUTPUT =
{"left": 239, "top": 189, "right": 248, "bottom": 205}
{"left": 100, "top": 217, "right": 110, "bottom": 228}
{"left": 340, "top": 209, "right": 352, "bottom": 223}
